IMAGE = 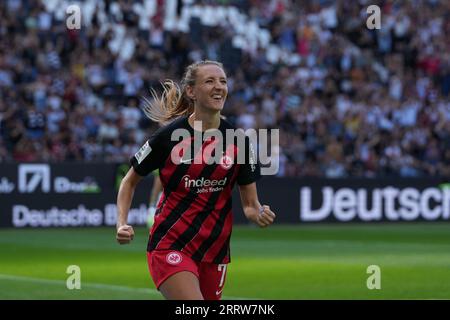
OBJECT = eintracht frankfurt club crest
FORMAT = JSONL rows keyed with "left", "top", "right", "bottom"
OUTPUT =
{"left": 166, "top": 252, "right": 182, "bottom": 265}
{"left": 220, "top": 154, "right": 233, "bottom": 170}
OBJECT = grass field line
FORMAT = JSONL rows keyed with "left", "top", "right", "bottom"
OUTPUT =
{"left": 0, "top": 273, "right": 252, "bottom": 300}
{"left": 0, "top": 273, "right": 161, "bottom": 295}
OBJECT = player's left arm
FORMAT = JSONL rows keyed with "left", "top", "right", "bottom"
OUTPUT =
{"left": 238, "top": 182, "right": 276, "bottom": 228}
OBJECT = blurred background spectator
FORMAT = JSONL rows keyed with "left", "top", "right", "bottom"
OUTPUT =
{"left": 0, "top": 0, "right": 449, "bottom": 178}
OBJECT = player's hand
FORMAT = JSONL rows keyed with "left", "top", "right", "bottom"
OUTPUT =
{"left": 255, "top": 205, "right": 276, "bottom": 228}
{"left": 116, "top": 224, "right": 135, "bottom": 245}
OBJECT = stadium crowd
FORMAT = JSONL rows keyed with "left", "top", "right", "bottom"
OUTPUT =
{"left": 0, "top": 0, "right": 449, "bottom": 178}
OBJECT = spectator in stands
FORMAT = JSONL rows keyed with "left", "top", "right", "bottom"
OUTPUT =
{"left": 0, "top": 0, "right": 448, "bottom": 179}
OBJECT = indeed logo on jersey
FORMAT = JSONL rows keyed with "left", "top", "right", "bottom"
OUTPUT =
{"left": 182, "top": 175, "right": 227, "bottom": 193}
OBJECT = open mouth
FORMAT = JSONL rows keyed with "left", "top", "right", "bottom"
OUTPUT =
{"left": 212, "top": 94, "right": 223, "bottom": 101}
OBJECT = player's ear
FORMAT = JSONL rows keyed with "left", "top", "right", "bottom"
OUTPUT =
{"left": 185, "top": 85, "right": 196, "bottom": 100}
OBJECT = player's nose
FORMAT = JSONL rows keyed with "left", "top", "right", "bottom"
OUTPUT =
{"left": 213, "top": 79, "right": 227, "bottom": 91}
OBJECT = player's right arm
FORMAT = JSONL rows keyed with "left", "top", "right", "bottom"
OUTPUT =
{"left": 116, "top": 125, "right": 168, "bottom": 244}
{"left": 116, "top": 168, "right": 142, "bottom": 244}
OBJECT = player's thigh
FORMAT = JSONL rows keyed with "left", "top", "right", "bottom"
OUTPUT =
{"left": 199, "top": 263, "right": 228, "bottom": 300}
{"left": 147, "top": 250, "right": 203, "bottom": 300}
{"left": 159, "top": 271, "right": 204, "bottom": 300}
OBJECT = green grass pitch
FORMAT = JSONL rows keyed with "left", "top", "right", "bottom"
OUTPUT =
{"left": 1, "top": 224, "right": 450, "bottom": 299}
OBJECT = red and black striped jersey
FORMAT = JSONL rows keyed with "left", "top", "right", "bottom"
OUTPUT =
{"left": 130, "top": 116, "right": 260, "bottom": 264}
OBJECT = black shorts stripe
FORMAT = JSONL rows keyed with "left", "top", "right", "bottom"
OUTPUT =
{"left": 168, "top": 167, "right": 236, "bottom": 253}
{"left": 191, "top": 199, "right": 232, "bottom": 261}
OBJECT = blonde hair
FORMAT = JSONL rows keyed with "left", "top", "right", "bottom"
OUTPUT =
{"left": 142, "top": 60, "right": 224, "bottom": 124}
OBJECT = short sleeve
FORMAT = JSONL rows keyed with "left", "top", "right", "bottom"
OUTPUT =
{"left": 130, "top": 129, "right": 166, "bottom": 177}
{"left": 237, "top": 136, "right": 261, "bottom": 185}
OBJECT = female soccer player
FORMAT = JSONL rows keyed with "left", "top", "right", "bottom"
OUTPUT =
{"left": 116, "top": 60, "right": 276, "bottom": 300}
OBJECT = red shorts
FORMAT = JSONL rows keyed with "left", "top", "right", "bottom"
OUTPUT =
{"left": 147, "top": 250, "right": 228, "bottom": 300}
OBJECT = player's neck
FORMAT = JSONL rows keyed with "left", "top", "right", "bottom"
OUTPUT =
{"left": 188, "top": 111, "right": 220, "bottom": 131}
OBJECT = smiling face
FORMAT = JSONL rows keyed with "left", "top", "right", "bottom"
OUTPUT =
{"left": 187, "top": 64, "right": 228, "bottom": 113}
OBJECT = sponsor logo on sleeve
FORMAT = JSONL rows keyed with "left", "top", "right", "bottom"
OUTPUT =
{"left": 135, "top": 141, "right": 152, "bottom": 164}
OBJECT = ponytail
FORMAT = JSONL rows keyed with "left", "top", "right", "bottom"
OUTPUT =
{"left": 142, "top": 80, "right": 193, "bottom": 124}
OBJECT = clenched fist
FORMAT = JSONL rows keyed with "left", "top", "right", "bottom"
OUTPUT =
{"left": 255, "top": 205, "right": 276, "bottom": 228}
{"left": 116, "top": 224, "right": 135, "bottom": 244}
